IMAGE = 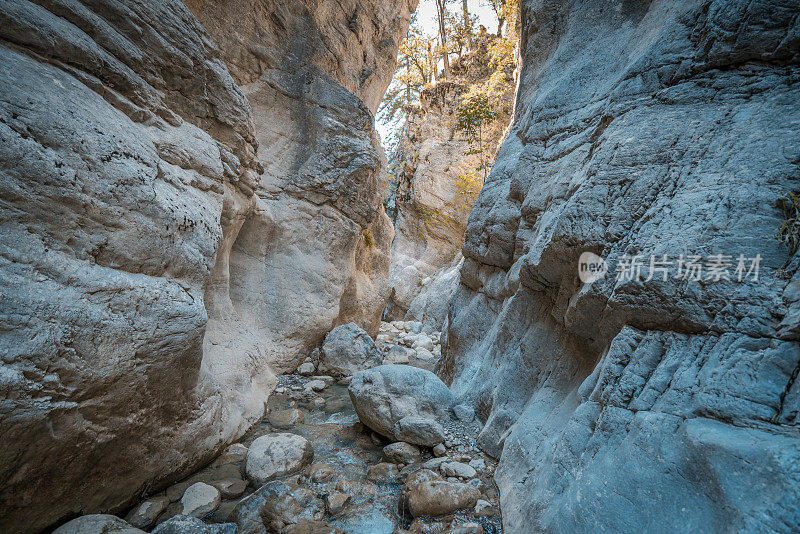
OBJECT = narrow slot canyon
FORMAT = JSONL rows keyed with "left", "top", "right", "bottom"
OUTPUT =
{"left": 1, "top": 1, "right": 799, "bottom": 534}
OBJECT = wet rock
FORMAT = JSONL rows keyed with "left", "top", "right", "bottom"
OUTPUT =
{"left": 231, "top": 481, "right": 323, "bottom": 534}
{"left": 125, "top": 496, "right": 170, "bottom": 529}
{"left": 297, "top": 362, "right": 316, "bottom": 375}
{"left": 452, "top": 404, "right": 475, "bottom": 423}
{"left": 383, "top": 442, "right": 421, "bottom": 464}
{"left": 308, "top": 463, "right": 336, "bottom": 482}
{"left": 151, "top": 515, "right": 235, "bottom": 534}
{"left": 211, "top": 478, "right": 247, "bottom": 499}
{"left": 349, "top": 365, "right": 454, "bottom": 443}
{"left": 433, "top": 444, "right": 447, "bottom": 457}
{"left": 245, "top": 433, "right": 314, "bottom": 484}
{"left": 405, "top": 477, "right": 479, "bottom": 517}
{"left": 268, "top": 409, "right": 305, "bottom": 429}
{"left": 213, "top": 444, "right": 249, "bottom": 467}
{"left": 52, "top": 515, "right": 145, "bottom": 534}
{"left": 180, "top": 482, "right": 220, "bottom": 518}
{"left": 440, "top": 462, "right": 477, "bottom": 479}
{"left": 367, "top": 462, "right": 400, "bottom": 481}
{"left": 318, "top": 323, "right": 382, "bottom": 377}
{"left": 325, "top": 492, "right": 351, "bottom": 515}
{"left": 394, "top": 416, "right": 446, "bottom": 447}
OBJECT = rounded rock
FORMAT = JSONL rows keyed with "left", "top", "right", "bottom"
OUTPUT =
{"left": 245, "top": 433, "right": 314, "bottom": 485}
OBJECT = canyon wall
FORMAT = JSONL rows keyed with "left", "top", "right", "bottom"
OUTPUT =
{"left": 440, "top": 0, "right": 800, "bottom": 532}
{"left": 0, "top": 0, "right": 412, "bottom": 531}
{"left": 386, "top": 38, "right": 514, "bottom": 329}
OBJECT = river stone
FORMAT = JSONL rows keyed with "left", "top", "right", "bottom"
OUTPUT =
{"left": 297, "top": 362, "right": 316, "bottom": 375}
{"left": 180, "top": 482, "right": 220, "bottom": 518}
{"left": 440, "top": 462, "right": 477, "bottom": 479}
{"left": 411, "top": 333, "right": 434, "bottom": 352}
{"left": 325, "top": 492, "right": 351, "bottom": 515}
{"left": 53, "top": 515, "right": 145, "bottom": 534}
{"left": 151, "top": 515, "right": 235, "bottom": 534}
{"left": 367, "top": 462, "right": 400, "bottom": 481}
{"left": 318, "top": 323, "right": 382, "bottom": 376}
{"left": 283, "top": 519, "right": 345, "bottom": 534}
{"left": 383, "top": 442, "right": 421, "bottom": 464}
{"left": 212, "top": 444, "right": 248, "bottom": 467}
{"left": 245, "top": 433, "right": 314, "bottom": 484}
{"left": 348, "top": 365, "right": 454, "bottom": 442}
{"left": 406, "top": 479, "right": 480, "bottom": 517}
{"left": 383, "top": 344, "right": 412, "bottom": 365}
{"left": 211, "top": 478, "right": 247, "bottom": 499}
{"left": 125, "top": 496, "right": 170, "bottom": 529}
{"left": 268, "top": 409, "right": 305, "bottom": 429}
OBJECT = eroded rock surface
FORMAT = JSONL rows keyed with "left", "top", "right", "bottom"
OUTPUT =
{"left": 440, "top": 1, "right": 800, "bottom": 532}
{"left": 0, "top": 0, "right": 415, "bottom": 532}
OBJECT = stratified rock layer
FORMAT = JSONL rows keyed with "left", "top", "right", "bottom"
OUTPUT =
{"left": 0, "top": 0, "right": 413, "bottom": 531}
{"left": 441, "top": 1, "right": 800, "bottom": 532}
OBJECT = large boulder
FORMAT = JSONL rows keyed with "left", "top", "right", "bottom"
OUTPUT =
{"left": 151, "top": 515, "right": 235, "bottom": 534}
{"left": 317, "top": 323, "right": 382, "bottom": 377}
{"left": 244, "top": 433, "right": 314, "bottom": 485}
{"left": 52, "top": 515, "right": 144, "bottom": 534}
{"left": 348, "top": 365, "right": 454, "bottom": 444}
{"left": 399, "top": 469, "right": 479, "bottom": 518}
{"left": 440, "top": 0, "right": 800, "bottom": 532}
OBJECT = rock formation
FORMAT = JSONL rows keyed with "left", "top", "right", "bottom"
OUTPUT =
{"left": 440, "top": 0, "right": 800, "bottom": 532}
{"left": 385, "top": 36, "right": 515, "bottom": 326}
{"left": 0, "top": 0, "right": 413, "bottom": 531}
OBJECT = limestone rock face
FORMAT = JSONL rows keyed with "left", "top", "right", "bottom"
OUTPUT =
{"left": 0, "top": 0, "right": 414, "bottom": 532}
{"left": 186, "top": 0, "right": 418, "bottom": 372}
{"left": 0, "top": 1, "right": 270, "bottom": 531}
{"left": 385, "top": 38, "right": 514, "bottom": 324}
{"left": 441, "top": 1, "right": 800, "bottom": 532}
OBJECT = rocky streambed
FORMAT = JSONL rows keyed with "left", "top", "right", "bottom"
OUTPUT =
{"left": 54, "top": 321, "right": 500, "bottom": 534}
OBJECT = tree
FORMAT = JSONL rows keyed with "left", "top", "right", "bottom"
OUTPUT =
{"left": 455, "top": 92, "right": 499, "bottom": 182}
{"left": 462, "top": 0, "right": 473, "bottom": 49}
{"left": 378, "top": 20, "right": 435, "bottom": 123}
{"left": 435, "top": 0, "right": 451, "bottom": 78}
{"left": 486, "top": 0, "right": 516, "bottom": 36}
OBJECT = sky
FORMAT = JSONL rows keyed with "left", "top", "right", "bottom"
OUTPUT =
{"left": 375, "top": 0, "right": 499, "bottom": 145}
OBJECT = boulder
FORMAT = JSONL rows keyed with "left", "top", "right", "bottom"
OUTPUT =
{"left": 325, "top": 492, "right": 351, "bottom": 515}
{"left": 244, "top": 433, "right": 314, "bottom": 485}
{"left": 180, "top": 482, "right": 220, "bottom": 518}
{"left": 126, "top": 496, "right": 170, "bottom": 530}
{"left": 394, "top": 416, "right": 446, "bottom": 447}
{"left": 348, "top": 365, "right": 454, "bottom": 442}
{"left": 383, "top": 442, "right": 421, "bottom": 464}
{"left": 297, "top": 362, "right": 316, "bottom": 375}
{"left": 53, "top": 515, "right": 144, "bottom": 534}
{"left": 317, "top": 323, "right": 382, "bottom": 376}
{"left": 268, "top": 409, "right": 305, "bottom": 429}
{"left": 151, "top": 515, "right": 235, "bottom": 534}
{"left": 406, "top": 479, "right": 479, "bottom": 517}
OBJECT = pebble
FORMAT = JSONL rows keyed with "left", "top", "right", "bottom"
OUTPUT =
{"left": 297, "top": 362, "right": 315, "bottom": 375}
{"left": 433, "top": 443, "right": 447, "bottom": 457}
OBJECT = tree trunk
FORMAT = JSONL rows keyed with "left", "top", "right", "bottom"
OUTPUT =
{"left": 435, "top": 0, "right": 450, "bottom": 79}
{"left": 462, "top": 0, "right": 473, "bottom": 49}
{"left": 497, "top": 16, "right": 505, "bottom": 37}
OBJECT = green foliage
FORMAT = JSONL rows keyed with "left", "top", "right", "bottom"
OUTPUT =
{"left": 363, "top": 229, "right": 374, "bottom": 248}
{"left": 777, "top": 192, "right": 800, "bottom": 254}
{"left": 455, "top": 92, "right": 499, "bottom": 180}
